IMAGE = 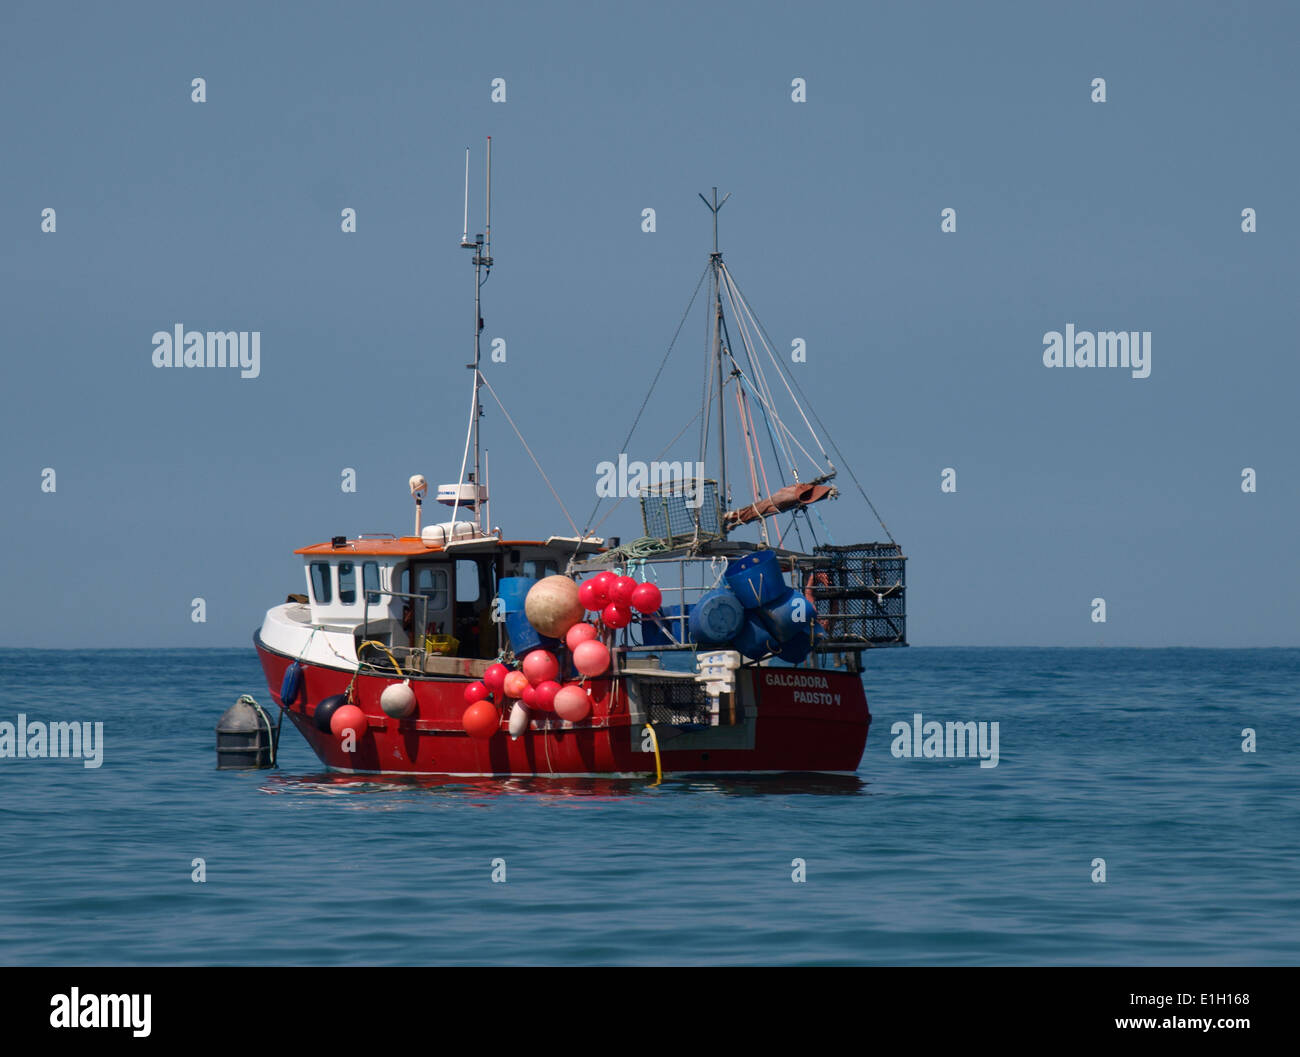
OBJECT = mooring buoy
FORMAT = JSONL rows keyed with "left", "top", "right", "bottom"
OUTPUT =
{"left": 215, "top": 694, "right": 280, "bottom": 770}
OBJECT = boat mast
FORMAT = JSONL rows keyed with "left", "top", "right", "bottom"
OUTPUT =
{"left": 462, "top": 137, "right": 493, "bottom": 532}
{"left": 699, "top": 188, "right": 731, "bottom": 518}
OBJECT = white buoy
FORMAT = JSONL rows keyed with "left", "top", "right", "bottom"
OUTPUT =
{"left": 380, "top": 680, "right": 417, "bottom": 719}
{"left": 508, "top": 702, "right": 530, "bottom": 740}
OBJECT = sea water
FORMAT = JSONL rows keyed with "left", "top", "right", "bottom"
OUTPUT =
{"left": 0, "top": 648, "right": 1295, "bottom": 965}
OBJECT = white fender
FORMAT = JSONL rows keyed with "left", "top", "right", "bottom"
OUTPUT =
{"left": 380, "top": 680, "right": 417, "bottom": 718}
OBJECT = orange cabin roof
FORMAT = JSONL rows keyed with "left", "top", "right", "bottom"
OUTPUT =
{"left": 294, "top": 538, "right": 550, "bottom": 557}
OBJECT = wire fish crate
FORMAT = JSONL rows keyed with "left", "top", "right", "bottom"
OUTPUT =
{"left": 630, "top": 675, "right": 722, "bottom": 728}
{"left": 808, "top": 543, "right": 907, "bottom": 647}
{"left": 640, "top": 477, "right": 723, "bottom": 546}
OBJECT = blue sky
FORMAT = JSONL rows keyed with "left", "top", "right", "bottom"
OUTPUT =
{"left": 2, "top": 0, "right": 1297, "bottom": 646}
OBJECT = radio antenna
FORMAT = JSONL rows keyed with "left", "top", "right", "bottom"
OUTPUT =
{"left": 460, "top": 147, "right": 473, "bottom": 248}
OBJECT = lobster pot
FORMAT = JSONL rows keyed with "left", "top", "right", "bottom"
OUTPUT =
{"left": 809, "top": 543, "right": 907, "bottom": 647}
{"left": 625, "top": 674, "right": 727, "bottom": 728}
{"left": 640, "top": 478, "right": 723, "bottom": 547}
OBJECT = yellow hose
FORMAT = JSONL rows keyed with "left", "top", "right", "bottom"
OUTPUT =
{"left": 358, "top": 640, "right": 405, "bottom": 676}
{"left": 642, "top": 723, "right": 662, "bottom": 786}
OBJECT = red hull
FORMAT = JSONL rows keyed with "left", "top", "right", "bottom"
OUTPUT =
{"left": 255, "top": 638, "right": 869, "bottom": 776}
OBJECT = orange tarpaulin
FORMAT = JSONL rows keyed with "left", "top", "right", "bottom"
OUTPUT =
{"left": 724, "top": 482, "right": 836, "bottom": 529}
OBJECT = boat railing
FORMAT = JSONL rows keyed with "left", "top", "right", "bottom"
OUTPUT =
{"left": 571, "top": 546, "right": 906, "bottom": 668}
{"left": 358, "top": 588, "right": 470, "bottom": 673}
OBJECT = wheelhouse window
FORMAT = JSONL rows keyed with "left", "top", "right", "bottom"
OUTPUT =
{"left": 522, "top": 559, "right": 558, "bottom": 580}
{"left": 310, "top": 562, "right": 332, "bottom": 604}
{"left": 414, "top": 566, "right": 449, "bottom": 609}
{"left": 338, "top": 561, "right": 357, "bottom": 605}
{"left": 456, "top": 559, "right": 483, "bottom": 604}
{"left": 363, "top": 562, "right": 381, "bottom": 605}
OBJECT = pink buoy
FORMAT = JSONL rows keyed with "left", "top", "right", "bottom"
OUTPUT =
{"left": 462, "top": 700, "right": 499, "bottom": 739}
{"left": 630, "top": 581, "right": 663, "bottom": 614}
{"left": 463, "top": 680, "right": 490, "bottom": 704}
{"left": 483, "top": 663, "right": 509, "bottom": 695}
{"left": 572, "top": 639, "right": 610, "bottom": 677}
{"left": 565, "top": 622, "right": 598, "bottom": 650}
{"left": 601, "top": 602, "right": 632, "bottom": 629}
{"left": 330, "top": 704, "right": 366, "bottom": 739}
{"left": 503, "top": 670, "right": 531, "bottom": 699}
{"left": 554, "top": 685, "right": 591, "bottom": 722}
{"left": 521, "top": 649, "right": 559, "bottom": 685}
{"left": 533, "top": 680, "right": 560, "bottom": 711}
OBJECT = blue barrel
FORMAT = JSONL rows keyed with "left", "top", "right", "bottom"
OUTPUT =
{"left": 759, "top": 586, "right": 814, "bottom": 644}
{"left": 641, "top": 604, "right": 691, "bottom": 646}
{"left": 776, "top": 632, "right": 813, "bottom": 664}
{"left": 733, "top": 612, "right": 779, "bottom": 660}
{"left": 726, "top": 550, "right": 787, "bottom": 608}
{"left": 497, "top": 577, "right": 558, "bottom": 656}
{"left": 689, "top": 589, "right": 745, "bottom": 645}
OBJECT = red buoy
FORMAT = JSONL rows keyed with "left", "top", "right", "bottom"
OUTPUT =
{"left": 630, "top": 581, "right": 663, "bottom": 614}
{"left": 462, "top": 700, "right": 500, "bottom": 739}
{"left": 330, "top": 704, "right": 366, "bottom": 739}
{"left": 483, "top": 663, "right": 509, "bottom": 695}
{"left": 601, "top": 602, "right": 632, "bottom": 629}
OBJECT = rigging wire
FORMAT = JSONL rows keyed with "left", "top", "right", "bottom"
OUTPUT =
{"left": 726, "top": 297, "right": 795, "bottom": 494}
{"left": 479, "top": 376, "right": 581, "bottom": 538}
{"left": 721, "top": 276, "right": 800, "bottom": 480}
{"left": 580, "top": 261, "right": 711, "bottom": 537}
{"left": 721, "top": 261, "right": 896, "bottom": 542}
{"left": 720, "top": 263, "right": 826, "bottom": 457}
{"left": 589, "top": 406, "right": 704, "bottom": 536}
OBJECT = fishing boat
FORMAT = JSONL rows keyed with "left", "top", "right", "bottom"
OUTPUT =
{"left": 253, "top": 142, "right": 907, "bottom": 777}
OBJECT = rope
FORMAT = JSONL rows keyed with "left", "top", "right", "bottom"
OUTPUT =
{"left": 357, "top": 639, "right": 406, "bottom": 676}
{"left": 238, "top": 694, "right": 277, "bottom": 766}
{"left": 598, "top": 536, "right": 672, "bottom": 565}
